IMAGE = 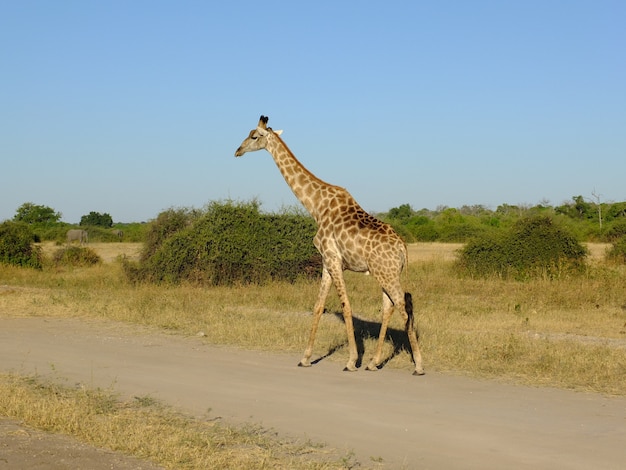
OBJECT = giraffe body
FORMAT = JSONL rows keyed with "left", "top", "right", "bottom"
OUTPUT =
{"left": 235, "top": 116, "right": 424, "bottom": 375}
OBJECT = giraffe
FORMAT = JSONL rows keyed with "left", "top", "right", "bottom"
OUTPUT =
{"left": 234, "top": 116, "right": 424, "bottom": 375}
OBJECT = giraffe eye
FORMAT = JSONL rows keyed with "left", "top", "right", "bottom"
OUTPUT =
{"left": 251, "top": 135, "right": 258, "bottom": 140}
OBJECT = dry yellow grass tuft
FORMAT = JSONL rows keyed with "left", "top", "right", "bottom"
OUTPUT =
{"left": 0, "top": 373, "right": 353, "bottom": 469}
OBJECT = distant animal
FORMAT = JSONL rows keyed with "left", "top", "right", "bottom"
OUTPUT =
{"left": 112, "top": 229, "right": 123, "bottom": 241}
{"left": 66, "top": 229, "right": 88, "bottom": 245}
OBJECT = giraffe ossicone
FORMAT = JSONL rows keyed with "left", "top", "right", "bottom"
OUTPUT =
{"left": 234, "top": 115, "right": 424, "bottom": 375}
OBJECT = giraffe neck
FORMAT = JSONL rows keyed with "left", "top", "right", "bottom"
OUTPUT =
{"left": 265, "top": 133, "right": 330, "bottom": 221}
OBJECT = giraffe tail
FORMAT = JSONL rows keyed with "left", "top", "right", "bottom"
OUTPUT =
{"left": 404, "top": 292, "right": 415, "bottom": 332}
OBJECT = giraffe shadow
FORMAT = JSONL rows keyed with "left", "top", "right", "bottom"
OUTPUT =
{"left": 311, "top": 312, "right": 415, "bottom": 370}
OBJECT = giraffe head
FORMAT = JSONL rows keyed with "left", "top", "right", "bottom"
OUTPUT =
{"left": 234, "top": 115, "right": 283, "bottom": 157}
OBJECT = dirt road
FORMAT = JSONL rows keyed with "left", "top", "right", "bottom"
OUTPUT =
{"left": 1, "top": 316, "right": 625, "bottom": 469}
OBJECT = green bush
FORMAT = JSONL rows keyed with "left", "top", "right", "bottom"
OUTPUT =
{"left": 112, "top": 223, "right": 146, "bottom": 242}
{"left": 604, "top": 220, "right": 626, "bottom": 242}
{"left": 141, "top": 208, "right": 198, "bottom": 261}
{"left": 405, "top": 216, "right": 439, "bottom": 242}
{"left": 32, "top": 224, "right": 71, "bottom": 243}
{"left": 606, "top": 236, "right": 626, "bottom": 264}
{"left": 457, "top": 216, "right": 587, "bottom": 279}
{"left": 124, "top": 201, "right": 321, "bottom": 285}
{"left": 0, "top": 221, "right": 43, "bottom": 269}
{"left": 52, "top": 246, "right": 102, "bottom": 266}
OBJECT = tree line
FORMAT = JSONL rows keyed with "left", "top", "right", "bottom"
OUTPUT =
{"left": 6, "top": 202, "right": 144, "bottom": 243}
{"left": 381, "top": 196, "right": 626, "bottom": 243}
{"left": 4, "top": 195, "right": 626, "bottom": 246}
{"left": 2, "top": 199, "right": 625, "bottom": 277}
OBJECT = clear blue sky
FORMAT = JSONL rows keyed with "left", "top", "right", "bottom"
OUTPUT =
{"left": 2, "top": 1, "right": 624, "bottom": 223}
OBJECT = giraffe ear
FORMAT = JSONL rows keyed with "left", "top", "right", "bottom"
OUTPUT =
{"left": 274, "top": 129, "right": 283, "bottom": 136}
{"left": 256, "top": 126, "right": 269, "bottom": 136}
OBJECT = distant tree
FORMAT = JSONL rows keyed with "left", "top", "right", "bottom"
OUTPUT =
{"left": 388, "top": 203, "right": 412, "bottom": 220}
{"left": 459, "top": 205, "right": 489, "bottom": 216}
{"left": 555, "top": 195, "right": 593, "bottom": 220}
{"left": 573, "top": 195, "right": 592, "bottom": 219}
{"left": 80, "top": 211, "right": 113, "bottom": 228}
{"left": 13, "top": 202, "right": 61, "bottom": 224}
{"left": 496, "top": 204, "right": 519, "bottom": 216}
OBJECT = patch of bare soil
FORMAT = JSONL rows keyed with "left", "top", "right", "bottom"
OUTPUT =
{"left": 585, "top": 242, "right": 611, "bottom": 262}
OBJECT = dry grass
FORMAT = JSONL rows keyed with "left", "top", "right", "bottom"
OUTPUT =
{"left": 0, "top": 373, "right": 353, "bottom": 469}
{"left": 2, "top": 242, "right": 625, "bottom": 395}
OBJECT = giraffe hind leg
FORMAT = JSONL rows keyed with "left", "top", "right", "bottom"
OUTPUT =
{"left": 405, "top": 292, "right": 425, "bottom": 375}
{"left": 366, "top": 292, "right": 394, "bottom": 371}
{"left": 366, "top": 288, "right": 425, "bottom": 375}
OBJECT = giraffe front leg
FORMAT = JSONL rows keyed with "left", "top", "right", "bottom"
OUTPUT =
{"left": 299, "top": 268, "right": 332, "bottom": 368}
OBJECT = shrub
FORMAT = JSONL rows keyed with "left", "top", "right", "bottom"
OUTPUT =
{"left": 0, "top": 221, "right": 43, "bottom": 268}
{"left": 386, "top": 221, "right": 415, "bottom": 243}
{"left": 141, "top": 207, "right": 198, "bottom": 261}
{"left": 124, "top": 201, "right": 321, "bottom": 285}
{"left": 52, "top": 246, "right": 101, "bottom": 266}
{"left": 434, "top": 208, "right": 494, "bottom": 242}
{"left": 604, "top": 220, "right": 626, "bottom": 242}
{"left": 406, "top": 216, "right": 439, "bottom": 242}
{"left": 33, "top": 224, "right": 72, "bottom": 243}
{"left": 458, "top": 216, "right": 587, "bottom": 279}
{"left": 606, "top": 236, "right": 626, "bottom": 264}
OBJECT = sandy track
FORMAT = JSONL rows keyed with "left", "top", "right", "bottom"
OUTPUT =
{"left": 1, "top": 316, "right": 625, "bottom": 469}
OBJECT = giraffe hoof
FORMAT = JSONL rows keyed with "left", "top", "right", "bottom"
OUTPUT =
{"left": 298, "top": 361, "right": 311, "bottom": 368}
{"left": 413, "top": 369, "right": 425, "bottom": 376}
{"left": 343, "top": 365, "right": 358, "bottom": 372}
{"left": 365, "top": 363, "right": 380, "bottom": 371}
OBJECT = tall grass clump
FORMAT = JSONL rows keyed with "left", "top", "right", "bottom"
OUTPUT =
{"left": 457, "top": 216, "right": 587, "bottom": 279}
{"left": 52, "top": 246, "right": 102, "bottom": 266}
{"left": 0, "top": 221, "right": 43, "bottom": 269}
{"left": 124, "top": 200, "right": 321, "bottom": 285}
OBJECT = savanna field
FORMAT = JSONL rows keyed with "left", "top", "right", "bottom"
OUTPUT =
{"left": 2, "top": 241, "right": 625, "bottom": 395}
{"left": 2, "top": 241, "right": 626, "bottom": 469}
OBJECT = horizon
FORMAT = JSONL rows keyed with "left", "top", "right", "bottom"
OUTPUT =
{"left": 3, "top": 195, "right": 617, "bottom": 226}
